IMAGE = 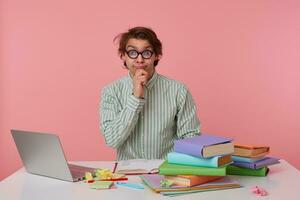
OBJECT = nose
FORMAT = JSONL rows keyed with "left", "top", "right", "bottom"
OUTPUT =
{"left": 136, "top": 54, "right": 144, "bottom": 63}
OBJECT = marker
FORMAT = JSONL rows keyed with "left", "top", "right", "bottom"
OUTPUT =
{"left": 102, "top": 177, "right": 128, "bottom": 181}
{"left": 115, "top": 182, "right": 144, "bottom": 190}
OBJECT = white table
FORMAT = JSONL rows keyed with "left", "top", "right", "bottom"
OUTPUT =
{"left": 1, "top": 160, "right": 300, "bottom": 200}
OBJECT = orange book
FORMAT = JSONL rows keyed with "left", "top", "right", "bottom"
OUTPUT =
{"left": 164, "top": 175, "right": 222, "bottom": 187}
{"left": 234, "top": 144, "right": 270, "bottom": 158}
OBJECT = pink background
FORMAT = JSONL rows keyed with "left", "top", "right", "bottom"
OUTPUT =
{"left": 1, "top": 0, "right": 300, "bottom": 181}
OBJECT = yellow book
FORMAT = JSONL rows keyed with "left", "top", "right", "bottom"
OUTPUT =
{"left": 165, "top": 175, "right": 222, "bottom": 187}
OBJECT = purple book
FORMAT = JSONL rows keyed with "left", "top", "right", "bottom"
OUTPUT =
{"left": 232, "top": 157, "right": 280, "bottom": 169}
{"left": 140, "top": 174, "right": 240, "bottom": 193}
{"left": 174, "top": 134, "right": 233, "bottom": 158}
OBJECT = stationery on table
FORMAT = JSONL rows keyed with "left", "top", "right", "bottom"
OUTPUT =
{"left": 232, "top": 157, "right": 280, "bottom": 169}
{"left": 113, "top": 159, "right": 164, "bottom": 175}
{"left": 252, "top": 186, "right": 268, "bottom": 196}
{"left": 229, "top": 144, "right": 280, "bottom": 175}
{"left": 233, "top": 144, "right": 270, "bottom": 158}
{"left": 226, "top": 165, "right": 269, "bottom": 176}
{"left": 95, "top": 177, "right": 128, "bottom": 181}
{"left": 158, "top": 160, "right": 227, "bottom": 176}
{"left": 84, "top": 169, "right": 126, "bottom": 182}
{"left": 89, "top": 181, "right": 114, "bottom": 189}
{"left": 174, "top": 134, "right": 234, "bottom": 158}
{"left": 167, "top": 152, "right": 232, "bottom": 168}
{"left": 164, "top": 175, "right": 223, "bottom": 187}
{"left": 115, "top": 182, "right": 145, "bottom": 190}
{"left": 154, "top": 134, "right": 236, "bottom": 196}
{"left": 140, "top": 174, "right": 240, "bottom": 193}
{"left": 232, "top": 155, "right": 266, "bottom": 163}
{"left": 160, "top": 189, "right": 224, "bottom": 197}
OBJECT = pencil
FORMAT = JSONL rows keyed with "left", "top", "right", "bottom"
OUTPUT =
{"left": 113, "top": 162, "right": 118, "bottom": 173}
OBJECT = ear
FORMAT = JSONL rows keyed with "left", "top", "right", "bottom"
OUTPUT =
{"left": 121, "top": 53, "right": 126, "bottom": 61}
{"left": 156, "top": 54, "right": 162, "bottom": 61}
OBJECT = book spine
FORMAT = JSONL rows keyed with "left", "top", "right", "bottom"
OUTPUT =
{"left": 226, "top": 165, "right": 268, "bottom": 176}
{"left": 174, "top": 141, "right": 203, "bottom": 157}
{"left": 159, "top": 166, "right": 226, "bottom": 176}
{"left": 232, "top": 162, "right": 255, "bottom": 169}
{"left": 232, "top": 156, "right": 263, "bottom": 163}
{"left": 168, "top": 152, "right": 218, "bottom": 167}
{"left": 232, "top": 157, "right": 280, "bottom": 169}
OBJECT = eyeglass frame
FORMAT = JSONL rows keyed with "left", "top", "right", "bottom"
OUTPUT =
{"left": 125, "top": 49, "right": 154, "bottom": 59}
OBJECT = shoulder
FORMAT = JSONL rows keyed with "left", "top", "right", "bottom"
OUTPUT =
{"left": 157, "top": 74, "right": 188, "bottom": 92}
{"left": 101, "top": 75, "right": 130, "bottom": 95}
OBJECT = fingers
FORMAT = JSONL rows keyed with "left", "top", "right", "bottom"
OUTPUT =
{"left": 132, "top": 69, "right": 149, "bottom": 98}
{"left": 135, "top": 69, "right": 149, "bottom": 77}
{"left": 137, "top": 76, "right": 148, "bottom": 85}
{"left": 134, "top": 69, "right": 149, "bottom": 86}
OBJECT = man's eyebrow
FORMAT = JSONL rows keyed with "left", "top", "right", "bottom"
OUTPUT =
{"left": 126, "top": 45, "right": 153, "bottom": 50}
{"left": 126, "top": 45, "right": 136, "bottom": 49}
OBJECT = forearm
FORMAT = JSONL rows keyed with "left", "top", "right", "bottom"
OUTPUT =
{"left": 100, "top": 94, "right": 145, "bottom": 148}
{"left": 176, "top": 88, "right": 201, "bottom": 139}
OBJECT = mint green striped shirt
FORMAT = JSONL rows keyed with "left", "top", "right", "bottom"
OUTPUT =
{"left": 100, "top": 72, "right": 200, "bottom": 160}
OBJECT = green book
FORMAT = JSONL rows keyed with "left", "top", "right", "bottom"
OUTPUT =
{"left": 226, "top": 165, "right": 269, "bottom": 176}
{"left": 158, "top": 161, "right": 227, "bottom": 176}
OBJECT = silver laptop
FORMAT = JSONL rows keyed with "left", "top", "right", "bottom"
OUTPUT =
{"left": 11, "top": 129, "right": 96, "bottom": 182}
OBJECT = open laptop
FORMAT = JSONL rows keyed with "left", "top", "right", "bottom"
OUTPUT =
{"left": 11, "top": 129, "right": 96, "bottom": 182}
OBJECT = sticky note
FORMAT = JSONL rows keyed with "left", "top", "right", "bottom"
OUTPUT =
{"left": 160, "top": 180, "right": 173, "bottom": 187}
{"left": 115, "top": 182, "right": 144, "bottom": 190}
{"left": 95, "top": 169, "right": 113, "bottom": 180}
{"left": 85, "top": 172, "right": 93, "bottom": 181}
{"left": 112, "top": 173, "right": 126, "bottom": 179}
{"left": 89, "top": 181, "right": 114, "bottom": 189}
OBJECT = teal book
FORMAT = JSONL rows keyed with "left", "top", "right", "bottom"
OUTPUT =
{"left": 159, "top": 161, "right": 227, "bottom": 176}
{"left": 226, "top": 165, "right": 269, "bottom": 176}
{"left": 168, "top": 152, "right": 232, "bottom": 168}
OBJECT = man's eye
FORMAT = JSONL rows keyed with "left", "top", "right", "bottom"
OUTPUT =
{"left": 142, "top": 50, "right": 153, "bottom": 58}
{"left": 128, "top": 51, "right": 137, "bottom": 56}
{"left": 143, "top": 51, "right": 152, "bottom": 56}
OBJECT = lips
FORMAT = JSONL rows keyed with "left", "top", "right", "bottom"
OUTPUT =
{"left": 135, "top": 65, "right": 147, "bottom": 69}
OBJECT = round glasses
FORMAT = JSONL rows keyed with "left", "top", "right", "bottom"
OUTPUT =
{"left": 126, "top": 49, "right": 154, "bottom": 59}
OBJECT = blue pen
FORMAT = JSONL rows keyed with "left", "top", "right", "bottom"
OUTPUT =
{"left": 115, "top": 182, "right": 144, "bottom": 190}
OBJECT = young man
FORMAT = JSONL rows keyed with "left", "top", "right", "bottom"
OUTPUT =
{"left": 100, "top": 26, "right": 200, "bottom": 160}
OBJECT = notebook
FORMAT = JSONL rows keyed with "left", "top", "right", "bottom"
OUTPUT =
{"left": 140, "top": 174, "right": 240, "bottom": 193}
{"left": 114, "top": 159, "right": 164, "bottom": 175}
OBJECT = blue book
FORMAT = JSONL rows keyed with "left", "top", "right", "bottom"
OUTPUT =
{"left": 168, "top": 152, "right": 232, "bottom": 168}
{"left": 232, "top": 157, "right": 280, "bottom": 169}
{"left": 232, "top": 155, "right": 266, "bottom": 163}
{"left": 174, "top": 134, "right": 234, "bottom": 158}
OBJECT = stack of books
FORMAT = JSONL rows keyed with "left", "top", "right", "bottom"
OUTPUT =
{"left": 140, "top": 134, "right": 241, "bottom": 196}
{"left": 227, "top": 144, "right": 280, "bottom": 176}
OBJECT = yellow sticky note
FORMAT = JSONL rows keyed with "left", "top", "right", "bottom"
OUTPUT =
{"left": 95, "top": 169, "right": 113, "bottom": 180}
{"left": 85, "top": 172, "right": 93, "bottom": 181}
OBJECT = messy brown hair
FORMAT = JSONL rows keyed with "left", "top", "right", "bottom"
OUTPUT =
{"left": 114, "top": 26, "right": 162, "bottom": 67}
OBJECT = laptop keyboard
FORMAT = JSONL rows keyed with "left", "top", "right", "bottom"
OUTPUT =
{"left": 68, "top": 164, "right": 96, "bottom": 179}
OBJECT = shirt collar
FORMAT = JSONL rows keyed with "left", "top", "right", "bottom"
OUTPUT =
{"left": 145, "top": 71, "right": 158, "bottom": 90}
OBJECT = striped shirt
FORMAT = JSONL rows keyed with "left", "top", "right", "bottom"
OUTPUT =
{"left": 100, "top": 71, "right": 200, "bottom": 160}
